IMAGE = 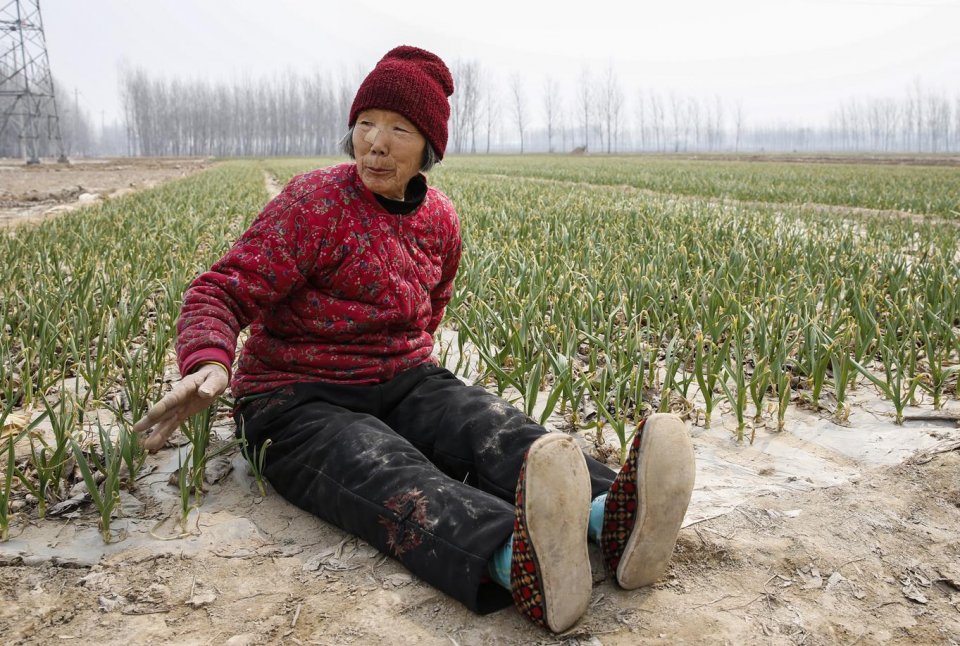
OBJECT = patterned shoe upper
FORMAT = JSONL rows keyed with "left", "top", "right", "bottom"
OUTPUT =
{"left": 600, "top": 418, "right": 646, "bottom": 573}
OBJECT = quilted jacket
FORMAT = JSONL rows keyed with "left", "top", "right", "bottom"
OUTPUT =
{"left": 175, "top": 162, "right": 461, "bottom": 398}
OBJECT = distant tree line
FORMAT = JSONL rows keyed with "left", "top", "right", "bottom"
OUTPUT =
{"left": 826, "top": 79, "right": 959, "bottom": 153}
{"left": 3, "top": 59, "right": 959, "bottom": 159}
{"left": 118, "top": 64, "right": 960, "bottom": 157}
{"left": 472, "top": 65, "right": 960, "bottom": 154}
{"left": 119, "top": 67, "right": 355, "bottom": 157}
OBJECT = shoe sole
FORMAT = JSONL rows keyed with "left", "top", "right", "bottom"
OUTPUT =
{"left": 616, "top": 414, "right": 696, "bottom": 589}
{"left": 524, "top": 434, "right": 592, "bottom": 633}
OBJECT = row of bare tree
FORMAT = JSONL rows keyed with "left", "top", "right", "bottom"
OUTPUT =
{"left": 829, "top": 80, "right": 959, "bottom": 153}
{"left": 117, "top": 63, "right": 959, "bottom": 157}
{"left": 118, "top": 68, "right": 356, "bottom": 157}
{"left": 4, "top": 60, "right": 959, "bottom": 158}
{"left": 462, "top": 64, "right": 960, "bottom": 154}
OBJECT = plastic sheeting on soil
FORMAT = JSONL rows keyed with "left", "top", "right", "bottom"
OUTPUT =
{"left": 435, "top": 329, "right": 960, "bottom": 529}
{"left": 1, "top": 329, "right": 957, "bottom": 569}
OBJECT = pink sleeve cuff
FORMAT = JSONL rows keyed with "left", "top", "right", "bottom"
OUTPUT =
{"left": 181, "top": 348, "right": 233, "bottom": 381}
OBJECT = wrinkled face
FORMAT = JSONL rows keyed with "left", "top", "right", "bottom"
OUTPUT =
{"left": 353, "top": 109, "right": 426, "bottom": 201}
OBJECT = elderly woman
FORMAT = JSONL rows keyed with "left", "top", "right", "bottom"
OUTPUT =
{"left": 134, "top": 46, "right": 695, "bottom": 633}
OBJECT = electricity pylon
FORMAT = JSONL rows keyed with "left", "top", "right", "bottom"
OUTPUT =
{"left": 0, "top": 0, "right": 67, "bottom": 163}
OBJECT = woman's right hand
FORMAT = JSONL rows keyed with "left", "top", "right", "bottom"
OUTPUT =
{"left": 132, "top": 363, "right": 230, "bottom": 452}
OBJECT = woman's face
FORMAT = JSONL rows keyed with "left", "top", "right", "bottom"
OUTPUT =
{"left": 353, "top": 109, "right": 426, "bottom": 201}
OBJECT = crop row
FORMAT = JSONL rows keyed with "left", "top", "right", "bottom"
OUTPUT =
{"left": 0, "top": 163, "right": 266, "bottom": 540}
{"left": 1, "top": 157, "right": 958, "bottom": 543}
{"left": 445, "top": 155, "right": 960, "bottom": 218}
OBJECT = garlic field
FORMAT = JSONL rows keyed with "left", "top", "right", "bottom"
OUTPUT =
{"left": 1, "top": 155, "right": 958, "bottom": 542}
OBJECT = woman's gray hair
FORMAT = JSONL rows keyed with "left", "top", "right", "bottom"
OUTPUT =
{"left": 339, "top": 127, "right": 439, "bottom": 173}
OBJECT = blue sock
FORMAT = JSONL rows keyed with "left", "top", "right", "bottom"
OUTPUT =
{"left": 488, "top": 534, "right": 513, "bottom": 590}
{"left": 488, "top": 494, "right": 609, "bottom": 590}
{"left": 588, "top": 494, "right": 607, "bottom": 543}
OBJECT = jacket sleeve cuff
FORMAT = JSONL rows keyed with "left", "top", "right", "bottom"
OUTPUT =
{"left": 180, "top": 348, "right": 233, "bottom": 381}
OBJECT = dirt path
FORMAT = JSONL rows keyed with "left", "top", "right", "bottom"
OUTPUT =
{"left": 643, "top": 153, "right": 960, "bottom": 167}
{"left": 263, "top": 170, "right": 283, "bottom": 199}
{"left": 469, "top": 172, "right": 958, "bottom": 227}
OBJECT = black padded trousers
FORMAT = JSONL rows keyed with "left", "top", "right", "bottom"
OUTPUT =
{"left": 234, "top": 363, "right": 616, "bottom": 614}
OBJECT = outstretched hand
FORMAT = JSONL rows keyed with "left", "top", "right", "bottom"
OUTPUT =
{"left": 132, "top": 364, "right": 229, "bottom": 452}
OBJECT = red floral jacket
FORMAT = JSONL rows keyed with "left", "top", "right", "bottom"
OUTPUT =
{"left": 175, "top": 163, "right": 461, "bottom": 398}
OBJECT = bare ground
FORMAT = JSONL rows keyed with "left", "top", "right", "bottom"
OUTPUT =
{"left": 0, "top": 395, "right": 958, "bottom": 646}
{"left": 0, "top": 157, "right": 211, "bottom": 228}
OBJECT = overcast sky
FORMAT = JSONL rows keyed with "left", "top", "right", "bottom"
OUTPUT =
{"left": 43, "top": 0, "right": 960, "bottom": 129}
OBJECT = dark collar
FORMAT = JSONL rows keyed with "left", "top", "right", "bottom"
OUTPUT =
{"left": 374, "top": 174, "right": 428, "bottom": 215}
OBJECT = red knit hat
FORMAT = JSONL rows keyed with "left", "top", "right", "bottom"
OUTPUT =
{"left": 349, "top": 46, "right": 454, "bottom": 159}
